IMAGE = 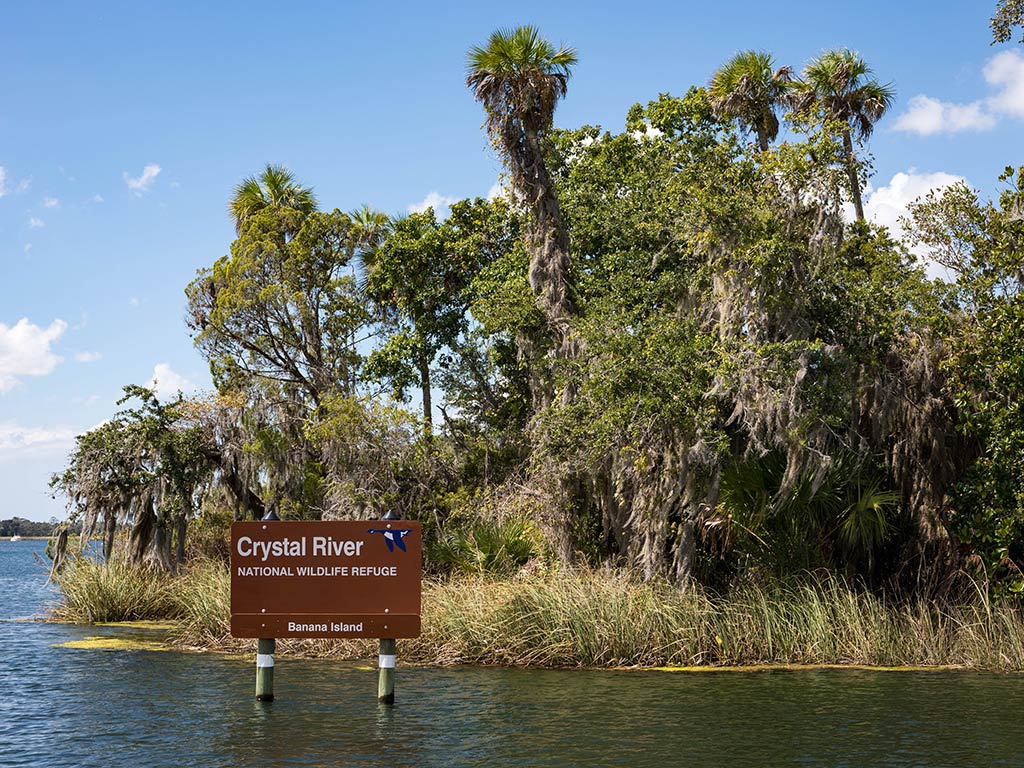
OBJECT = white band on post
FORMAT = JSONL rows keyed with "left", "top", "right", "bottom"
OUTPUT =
{"left": 378, "top": 654, "right": 396, "bottom": 669}
{"left": 257, "top": 654, "right": 275, "bottom": 668}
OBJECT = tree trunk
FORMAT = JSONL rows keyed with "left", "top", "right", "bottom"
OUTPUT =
{"left": 203, "top": 448, "right": 266, "bottom": 520}
{"left": 127, "top": 496, "right": 174, "bottom": 573}
{"left": 149, "top": 516, "right": 175, "bottom": 574}
{"left": 128, "top": 498, "right": 155, "bottom": 566}
{"left": 757, "top": 129, "right": 770, "bottom": 153}
{"left": 520, "top": 126, "right": 576, "bottom": 353}
{"left": 419, "top": 351, "right": 433, "bottom": 441}
{"left": 843, "top": 130, "right": 865, "bottom": 222}
{"left": 102, "top": 510, "right": 117, "bottom": 560}
{"left": 175, "top": 503, "right": 189, "bottom": 568}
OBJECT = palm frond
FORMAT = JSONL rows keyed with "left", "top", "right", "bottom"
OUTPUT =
{"left": 228, "top": 164, "right": 317, "bottom": 232}
{"left": 708, "top": 50, "right": 791, "bottom": 149}
{"left": 797, "top": 49, "right": 895, "bottom": 140}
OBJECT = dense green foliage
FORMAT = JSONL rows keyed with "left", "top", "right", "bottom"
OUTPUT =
{"left": 50, "top": 27, "right": 1022, "bottom": 604}
{"left": 906, "top": 167, "right": 1024, "bottom": 595}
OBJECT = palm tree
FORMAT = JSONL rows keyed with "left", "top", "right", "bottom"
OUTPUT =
{"left": 791, "top": 50, "right": 895, "bottom": 222}
{"left": 466, "top": 26, "right": 578, "bottom": 348}
{"left": 350, "top": 204, "right": 392, "bottom": 252}
{"left": 708, "top": 50, "right": 792, "bottom": 152}
{"left": 228, "top": 163, "right": 317, "bottom": 232}
{"left": 351, "top": 205, "right": 394, "bottom": 302}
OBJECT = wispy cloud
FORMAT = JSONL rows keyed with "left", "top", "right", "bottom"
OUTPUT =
{"left": 42, "top": 197, "right": 59, "bottom": 208}
{"left": 0, "top": 422, "right": 77, "bottom": 462}
{"left": 487, "top": 181, "right": 506, "bottom": 201}
{"left": 124, "top": 163, "right": 162, "bottom": 195}
{"left": 74, "top": 351, "right": 102, "bottom": 364}
{"left": 0, "top": 168, "right": 25, "bottom": 197}
{"left": 0, "top": 318, "right": 67, "bottom": 392}
{"left": 408, "top": 191, "right": 459, "bottom": 215}
{"left": 894, "top": 50, "right": 1024, "bottom": 135}
{"left": 91, "top": 194, "right": 104, "bottom": 204}
{"left": 28, "top": 217, "right": 44, "bottom": 229}
{"left": 148, "top": 363, "right": 193, "bottom": 399}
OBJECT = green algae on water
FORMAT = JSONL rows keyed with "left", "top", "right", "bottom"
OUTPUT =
{"left": 54, "top": 636, "right": 169, "bottom": 652}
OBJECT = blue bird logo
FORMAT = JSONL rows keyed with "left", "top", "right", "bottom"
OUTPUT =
{"left": 367, "top": 528, "right": 414, "bottom": 553}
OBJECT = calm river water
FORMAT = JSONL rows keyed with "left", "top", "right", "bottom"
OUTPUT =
{"left": 1, "top": 539, "right": 1023, "bottom": 767}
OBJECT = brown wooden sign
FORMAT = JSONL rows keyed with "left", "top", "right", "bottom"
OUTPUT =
{"left": 230, "top": 520, "right": 422, "bottom": 638}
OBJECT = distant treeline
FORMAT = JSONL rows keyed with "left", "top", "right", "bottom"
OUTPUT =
{"left": 0, "top": 518, "right": 76, "bottom": 538}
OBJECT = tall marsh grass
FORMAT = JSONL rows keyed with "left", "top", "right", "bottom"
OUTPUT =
{"left": 54, "top": 560, "right": 1024, "bottom": 670}
{"left": 52, "top": 558, "right": 181, "bottom": 623}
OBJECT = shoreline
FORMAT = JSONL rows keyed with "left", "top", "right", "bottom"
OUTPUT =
{"left": 4, "top": 536, "right": 52, "bottom": 541}
{"left": 47, "top": 617, "right": 1011, "bottom": 673}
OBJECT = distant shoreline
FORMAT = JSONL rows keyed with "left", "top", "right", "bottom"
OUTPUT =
{"left": 3, "top": 536, "right": 51, "bottom": 541}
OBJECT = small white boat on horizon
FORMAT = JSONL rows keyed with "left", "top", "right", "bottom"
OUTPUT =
{"left": 9, "top": 535, "right": 22, "bottom": 542}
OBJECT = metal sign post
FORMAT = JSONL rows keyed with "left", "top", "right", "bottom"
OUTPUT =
{"left": 255, "top": 509, "right": 279, "bottom": 703}
{"left": 377, "top": 509, "right": 400, "bottom": 705}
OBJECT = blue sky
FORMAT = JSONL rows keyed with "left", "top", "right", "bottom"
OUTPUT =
{"left": 2, "top": 0, "right": 1020, "bottom": 521}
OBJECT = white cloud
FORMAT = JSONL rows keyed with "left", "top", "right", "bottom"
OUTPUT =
{"left": 16, "top": 177, "right": 31, "bottom": 194}
{"left": 985, "top": 49, "right": 1024, "bottom": 118}
{"left": 864, "top": 170, "right": 965, "bottom": 234}
{"left": 28, "top": 217, "right": 44, "bottom": 229}
{"left": 862, "top": 169, "right": 968, "bottom": 279}
{"left": 892, "top": 95, "right": 996, "bottom": 135}
{"left": 148, "top": 363, "right": 193, "bottom": 398}
{"left": 487, "top": 181, "right": 506, "bottom": 201}
{"left": 42, "top": 197, "right": 59, "bottom": 208}
{"left": 129, "top": 297, "right": 140, "bottom": 307}
{"left": 124, "top": 163, "right": 161, "bottom": 195}
{"left": 407, "top": 191, "right": 458, "bottom": 215}
{"left": 0, "top": 167, "right": 6, "bottom": 197}
{"left": 91, "top": 194, "right": 104, "bottom": 204}
{"left": 0, "top": 422, "right": 76, "bottom": 462}
{"left": 894, "top": 50, "right": 1024, "bottom": 135}
{"left": 74, "top": 351, "right": 102, "bottom": 364}
{"left": 0, "top": 318, "right": 67, "bottom": 391}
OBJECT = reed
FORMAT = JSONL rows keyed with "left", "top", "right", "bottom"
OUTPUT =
{"left": 54, "top": 560, "right": 1024, "bottom": 670}
{"left": 51, "top": 557, "right": 180, "bottom": 623}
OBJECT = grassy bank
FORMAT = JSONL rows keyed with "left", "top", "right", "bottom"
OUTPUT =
{"left": 53, "top": 558, "right": 1024, "bottom": 670}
